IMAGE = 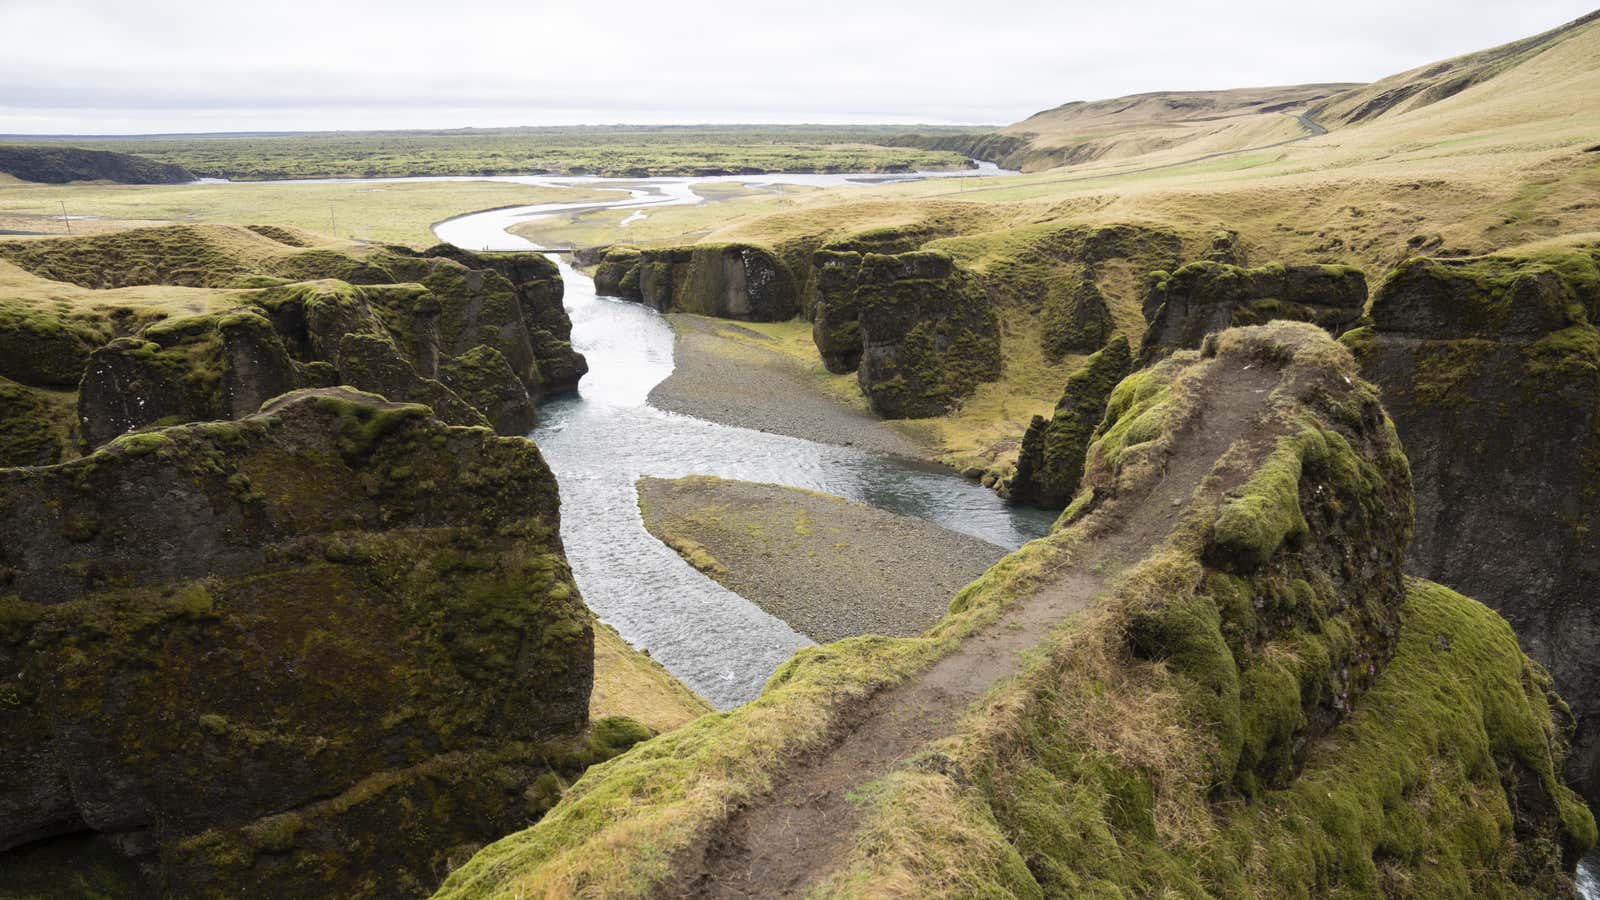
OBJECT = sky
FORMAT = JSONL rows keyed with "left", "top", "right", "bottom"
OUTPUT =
{"left": 2, "top": 0, "right": 1595, "bottom": 135}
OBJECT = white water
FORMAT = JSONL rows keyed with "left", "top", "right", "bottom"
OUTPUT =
{"left": 1580, "top": 851, "right": 1598, "bottom": 899}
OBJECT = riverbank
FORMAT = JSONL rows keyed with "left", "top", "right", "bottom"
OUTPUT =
{"left": 648, "top": 313, "right": 935, "bottom": 460}
{"left": 636, "top": 475, "right": 1007, "bottom": 642}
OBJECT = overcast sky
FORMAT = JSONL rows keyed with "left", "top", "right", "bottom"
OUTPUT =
{"left": 1, "top": 0, "right": 1594, "bottom": 135}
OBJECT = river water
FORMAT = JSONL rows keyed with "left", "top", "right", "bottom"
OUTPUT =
{"left": 431, "top": 166, "right": 1051, "bottom": 708}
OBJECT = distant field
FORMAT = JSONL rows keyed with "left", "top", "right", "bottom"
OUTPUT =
{"left": 0, "top": 178, "right": 616, "bottom": 246}
{"left": 0, "top": 125, "right": 985, "bottom": 180}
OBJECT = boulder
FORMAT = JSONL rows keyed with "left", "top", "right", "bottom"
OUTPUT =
{"left": 1139, "top": 261, "right": 1367, "bottom": 362}
{"left": 855, "top": 251, "right": 1002, "bottom": 418}
{"left": 1349, "top": 248, "right": 1600, "bottom": 809}
{"left": 1005, "top": 337, "right": 1132, "bottom": 507}
{"left": 0, "top": 388, "right": 624, "bottom": 896}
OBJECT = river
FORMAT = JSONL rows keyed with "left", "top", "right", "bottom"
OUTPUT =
{"left": 431, "top": 166, "right": 1051, "bottom": 708}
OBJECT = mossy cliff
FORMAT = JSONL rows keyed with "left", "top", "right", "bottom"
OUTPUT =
{"left": 430, "top": 323, "right": 1593, "bottom": 898}
{"left": 854, "top": 250, "right": 1002, "bottom": 418}
{"left": 1345, "top": 245, "right": 1600, "bottom": 813}
{"left": 591, "top": 243, "right": 799, "bottom": 321}
{"left": 0, "top": 387, "right": 646, "bottom": 897}
{"left": 1139, "top": 261, "right": 1367, "bottom": 362}
{"left": 0, "top": 225, "right": 584, "bottom": 453}
{"left": 1003, "top": 337, "right": 1132, "bottom": 507}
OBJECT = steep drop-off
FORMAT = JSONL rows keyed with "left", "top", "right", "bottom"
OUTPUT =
{"left": 433, "top": 323, "right": 1594, "bottom": 897}
{"left": 0, "top": 388, "right": 651, "bottom": 897}
{"left": 1346, "top": 244, "right": 1600, "bottom": 811}
{"left": 0, "top": 225, "right": 586, "bottom": 460}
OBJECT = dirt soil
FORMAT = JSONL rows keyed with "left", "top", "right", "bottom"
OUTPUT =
{"left": 666, "top": 362, "right": 1282, "bottom": 897}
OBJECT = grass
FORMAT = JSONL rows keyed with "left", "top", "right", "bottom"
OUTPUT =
{"left": 590, "top": 622, "right": 714, "bottom": 735}
{"left": 0, "top": 179, "right": 619, "bottom": 247}
{"left": 2, "top": 126, "right": 974, "bottom": 181}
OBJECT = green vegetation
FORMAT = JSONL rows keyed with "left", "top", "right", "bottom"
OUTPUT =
{"left": 2, "top": 126, "right": 976, "bottom": 181}
{"left": 590, "top": 622, "right": 714, "bottom": 735}
{"left": 432, "top": 323, "right": 1592, "bottom": 898}
{"left": 1007, "top": 337, "right": 1132, "bottom": 507}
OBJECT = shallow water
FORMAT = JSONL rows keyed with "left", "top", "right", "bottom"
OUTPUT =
{"left": 414, "top": 165, "right": 1048, "bottom": 707}
{"left": 1580, "top": 851, "right": 1598, "bottom": 900}
{"left": 530, "top": 259, "right": 1054, "bottom": 707}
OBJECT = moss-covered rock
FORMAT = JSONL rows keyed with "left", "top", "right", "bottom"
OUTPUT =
{"left": 626, "top": 243, "right": 801, "bottom": 322}
{"left": 441, "top": 345, "right": 537, "bottom": 436}
{"left": 593, "top": 246, "right": 643, "bottom": 301}
{"left": 1351, "top": 246, "right": 1600, "bottom": 811}
{"left": 1139, "top": 261, "right": 1367, "bottom": 362}
{"left": 0, "top": 387, "right": 623, "bottom": 897}
{"left": 1005, "top": 337, "right": 1131, "bottom": 507}
{"left": 809, "top": 248, "right": 866, "bottom": 373}
{"left": 855, "top": 251, "right": 1002, "bottom": 418}
{"left": 0, "top": 378, "right": 72, "bottom": 468}
{"left": 1040, "top": 273, "right": 1115, "bottom": 358}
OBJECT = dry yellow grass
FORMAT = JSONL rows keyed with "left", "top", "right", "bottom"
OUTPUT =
{"left": 589, "top": 622, "right": 713, "bottom": 734}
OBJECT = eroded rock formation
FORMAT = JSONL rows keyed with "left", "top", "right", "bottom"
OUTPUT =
{"left": 1347, "top": 247, "right": 1600, "bottom": 810}
{"left": 593, "top": 243, "right": 799, "bottom": 321}
{"left": 0, "top": 388, "right": 643, "bottom": 897}
{"left": 1139, "top": 261, "right": 1366, "bottom": 361}
{"left": 1004, "top": 336, "right": 1132, "bottom": 507}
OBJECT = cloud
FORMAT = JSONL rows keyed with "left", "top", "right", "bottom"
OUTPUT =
{"left": 2, "top": 0, "right": 1594, "bottom": 133}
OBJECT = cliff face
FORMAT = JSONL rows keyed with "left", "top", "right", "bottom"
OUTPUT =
{"left": 433, "top": 323, "right": 1594, "bottom": 898}
{"left": 0, "top": 226, "right": 585, "bottom": 456}
{"left": 1347, "top": 246, "right": 1600, "bottom": 810}
{"left": 1139, "top": 261, "right": 1367, "bottom": 362}
{"left": 0, "top": 388, "right": 642, "bottom": 897}
{"left": 854, "top": 251, "right": 1002, "bottom": 418}
{"left": 592, "top": 243, "right": 800, "bottom": 321}
{"left": 0, "top": 145, "right": 195, "bottom": 185}
{"left": 1003, "top": 337, "right": 1131, "bottom": 507}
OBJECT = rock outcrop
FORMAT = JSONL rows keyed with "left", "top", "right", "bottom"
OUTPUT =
{"left": 1040, "top": 273, "right": 1114, "bottom": 357}
{"left": 1347, "top": 247, "right": 1600, "bottom": 810}
{"left": 593, "top": 243, "right": 800, "bottom": 321}
{"left": 0, "top": 226, "right": 585, "bottom": 453}
{"left": 1139, "top": 261, "right": 1367, "bottom": 361}
{"left": 0, "top": 145, "right": 194, "bottom": 185}
{"left": 855, "top": 251, "right": 1002, "bottom": 418}
{"left": 435, "top": 323, "right": 1595, "bottom": 898}
{"left": 1004, "top": 337, "right": 1132, "bottom": 507}
{"left": 0, "top": 388, "right": 645, "bottom": 897}
{"left": 809, "top": 248, "right": 867, "bottom": 373}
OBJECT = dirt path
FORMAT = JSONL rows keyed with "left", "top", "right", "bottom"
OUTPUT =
{"left": 671, "top": 363, "right": 1281, "bottom": 897}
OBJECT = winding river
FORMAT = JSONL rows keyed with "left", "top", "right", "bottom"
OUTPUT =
{"left": 433, "top": 166, "right": 1051, "bottom": 709}
{"left": 430, "top": 175, "right": 1600, "bottom": 889}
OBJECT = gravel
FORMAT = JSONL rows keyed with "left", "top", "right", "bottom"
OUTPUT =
{"left": 637, "top": 475, "right": 1009, "bottom": 642}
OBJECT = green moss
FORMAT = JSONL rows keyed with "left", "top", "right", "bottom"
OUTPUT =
{"left": 1009, "top": 338, "right": 1132, "bottom": 507}
{"left": 1210, "top": 430, "right": 1322, "bottom": 571}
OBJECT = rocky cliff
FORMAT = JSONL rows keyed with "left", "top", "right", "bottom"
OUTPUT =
{"left": 1346, "top": 245, "right": 1600, "bottom": 812}
{"left": 1139, "top": 261, "right": 1366, "bottom": 362}
{"left": 591, "top": 243, "right": 799, "bottom": 321}
{"left": 0, "top": 388, "right": 649, "bottom": 897}
{"left": 432, "top": 322, "right": 1594, "bottom": 897}
{"left": 0, "top": 225, "right": 585, "bottom": 457}
{"left": 1003, "top": 337, "right": 1131, "bottom": 507}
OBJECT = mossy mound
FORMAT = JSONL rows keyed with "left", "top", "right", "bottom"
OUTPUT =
{"left": 592, "top": 246, "right": 643, "bottom": 300}
{"left": 440, "top": 345, "right": 537, "bottom": 435}
{"left": 1040, "top": 274, "right": 1115, "bottom": 357}
{"left": 1350, "top": 245, "right": 1600, "bottom": 811}
{"left": 0, "top": 145, "right": 194, "bottom": 185}
{"left": 1139, "top": 261, "right": 1367, "bottom": 362}
{"left": 854, "top": 250, "right": 1002, "bottom": 418}
{"left": 1005, "top": 337, "right": 1132, "bottom": 507}
{"left": 430, "top": 322, "right": 1592, "bottom": 898}
{"left": 0, "top": 388, "right": 636, "bottom": 897}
